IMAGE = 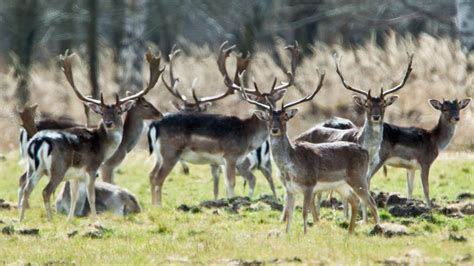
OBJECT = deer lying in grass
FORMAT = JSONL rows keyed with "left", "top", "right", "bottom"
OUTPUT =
{"left": 241, "top": 71, "right": 379, "bottom": 234}
{"left": 296, "top": 54, "right": 413, "bottom": 221}
{"left": 156, "top": 45, "right": 276, "bottom": 199}
{"left": 147, "top": 42, "right": 297, "bottom": 205}
{"left": 19, "top": 50, "right": 163, "bottom": 222}
{"left": 56, "top": 180, "right": 141, "bottom": 217}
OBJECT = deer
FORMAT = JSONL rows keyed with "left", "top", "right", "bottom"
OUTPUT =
{"left": 157, "top": 45, "right": 276, "bottom": 199}
{"left": 56, "top": 180, "right": 141, "bottom": 217}
{"left": 240, "top": 71, "right": 380, "bottom": 234}
{"left": 18, "top": 50, "right": 164, "bottom": 223}
{"left": 367, "top": 98, "right": 471, "bottom": 208}
{"left": 295, "top": 54, "right": 413, "bottom": 221}
{"left": 147, "top": 41, "right": 298, "bottom": 206}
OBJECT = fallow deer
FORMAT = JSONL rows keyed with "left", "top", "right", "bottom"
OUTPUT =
{"left": 370, "top": 98, "right": 471, "bottom": 208}
{"left": 147, "top": 41, "right": 298, "bottom": 205}
{"left": 295, "top": 54, "right": 413, "bottom": 221}
{"left": 241, "top": 72, "right": 380, "bottom": 234}
{"left": 56, "top": 180, "right": 141, "bottom": 217}
{"left": 18, "top": 50, "right": 164, "bottom": 222}
{"left": 157, "top": 46, "right": 276, "bottom": 199}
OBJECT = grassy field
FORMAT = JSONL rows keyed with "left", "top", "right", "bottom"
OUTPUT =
{"left": 0, "top": 151, "right": 473, "bottom": 264}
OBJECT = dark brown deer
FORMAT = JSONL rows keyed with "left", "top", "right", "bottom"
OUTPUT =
{"left": 241, "top": 71, "right": 379, "bottom": 234}
{"left": 19, "top": 51, "right": 163, "bottom": 222}
{"left": 159, "top": 45, "right": 276, "bottom": 199}
{"left": 370, "top": 98, "right": 471, "bottom": 208}
{"left": 147, "top": 41, "right": 298, "bottom": 205}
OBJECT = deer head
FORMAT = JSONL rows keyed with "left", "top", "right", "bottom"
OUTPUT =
{"left": 243, "top": 71, "right": 325, "bottom": 136}
{"left": 60, "top": 49, "right": 164, "bottom": 131}
{"left": 429, "top": 98, "right": 471, "bottom": 124}
{"left": 163, "top": 45, "right": 238, "bottom": 113}
{"left": 218, "top": 41, "right": 299, "bottom": 108}
{"left": 335, "top": 53, "right": 414, "bottom": 124}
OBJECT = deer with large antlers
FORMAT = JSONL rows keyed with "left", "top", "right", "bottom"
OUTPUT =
{"left": 295, "top": 54, "right": 413, "bottom": 221}
{"left": 18, "top": 51, "right": 163, "bottom": 222}
{"left": 154, "top": 45, "right": 276, "bottom": 199}
{"left": 242, "top": 71, "right": 379, "bottom": 234}
{"left": 147, "top": 41, "right": 298, "bottom": 205}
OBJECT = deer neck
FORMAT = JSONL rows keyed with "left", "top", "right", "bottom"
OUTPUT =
{"left": 97, "top": 123, "right": 123, "bottom": 161}
{"left": 269, "top": 132, "right": 293, "bottom": 166}
{"left": 358, "top": 118, "right": 383, "bottom": 161}
{"left": 245, "top": 114, "right": 269, "bottom": 151}
{"left": 22, "top": 121, "right": 38, "bottom": 139}
{"left": 121, "top": 108, "right": 145, "bottom": 152}
{"left": 432, "top": 116, "right": 456, "bottom": 151}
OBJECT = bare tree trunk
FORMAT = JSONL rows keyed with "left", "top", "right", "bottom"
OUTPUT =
{"left": 59, "top": 0, "right": 74, "bottom": 54}
{"left": 13, "top": 0, "right": 39, "bottom": 106}
{"left": 118, "top": 0, "right": 146, "bottom": 95}
{"left": 457, "top": 0, "right": 474, "bottom": 54}
{"left": 87, "top": 0, "right": 100, "bottom": 99}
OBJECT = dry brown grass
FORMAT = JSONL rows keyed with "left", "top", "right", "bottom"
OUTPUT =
{"left": 0, "top": 33, "right": 472, "bottom": 152}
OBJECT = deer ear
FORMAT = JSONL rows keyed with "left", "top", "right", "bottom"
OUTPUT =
{"left": 199, "top": 102, "right": 212, "bottom": 111}
{"left": 254, "top": 110, "right": 269, "bottom": 121}
{"left": 88, "top": 103, "right": 103, "bottom": 115}
{"left": 429, "top": 99, "right": 443, "bottom": 110}
{"left": 120, "top": 100, "right": 135, "bottom": 113}
{"left": 272, "top": 89, "right": 287, "bottom": 102}
{"left": 285, "top": 108, "right": 298, "bottom": 120}
{"left": 459, "top": 98, "right": 471, "bottom": 109}
{"left": 352, "top": 95, "right": 366, "bottom": 107}
{"left": 170, "top": 100, "right": 182, "bottom": 111}
{"left": 384, "top": 95, "right": 399, "bottom": 106}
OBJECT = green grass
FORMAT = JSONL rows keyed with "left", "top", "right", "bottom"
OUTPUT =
{"left": 0, "top": 151, "right": 473, "bottom": 264}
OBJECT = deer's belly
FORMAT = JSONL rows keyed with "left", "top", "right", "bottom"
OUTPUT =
{"left": 181, "top": 150, "right": 224, "bottom": 165}
{"left": 385, "top": 157, "right": 420, "bottom": 170}
{"left": 63, "top": 167, "right": 88, "bottom": 181}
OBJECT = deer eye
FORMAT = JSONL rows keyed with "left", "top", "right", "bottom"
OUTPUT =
{"left": 143, "top": 104, "right": 149, "bottom": 108}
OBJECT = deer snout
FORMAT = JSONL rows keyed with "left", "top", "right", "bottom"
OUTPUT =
{"left": 271, "top": 128, "right": 281, "bottom": 135}
{"left": 372, "top": 115, "right": 381, "bottom": 121}
{"left": 453, "top": 116, "right": 460, "bottom": 122}
{"left": 104, "top": 121, "right": 114, "bottom": 128}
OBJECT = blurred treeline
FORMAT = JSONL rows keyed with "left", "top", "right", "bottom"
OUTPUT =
{"left": 1, "top": 0, "right": 473, "bottom": 106}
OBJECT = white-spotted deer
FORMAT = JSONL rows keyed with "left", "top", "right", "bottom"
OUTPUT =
{"left": 157, "top": 45, "right": 276, "bottom": 199}
{"left": 19, "top": 50, "right": 164, "bottom": 222}
{"left": 242, "top": 72, "right": 380, "bottom": 234}
{"left": 296, "top": 54, "right": 413, "bottom": 220}
{"left": 371, "top": 98, "right": 471, "bottom": 208}
{"left": 147, "top": 41, "right": 298, "bottom": 205}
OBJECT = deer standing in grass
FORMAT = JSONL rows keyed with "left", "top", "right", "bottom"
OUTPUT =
{"left": 147, "top": 42, "right": 297, "bottom": 205}
{"left": 295, "top": 54, "right": 413, "bottom": 221}
{"left": 370, "top": 98, "right": 471, "bottom": 207}
{"left": 156, "top": 45, "right": 276, "bottom": 199}
{"left": 241, "top": 72, "right": 379, "bottom": 234}
{"left": 18, "top": 51, "right": 163, "bottom": 222}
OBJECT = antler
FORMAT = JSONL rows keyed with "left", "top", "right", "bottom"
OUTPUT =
{"left": 60, "top": 51, "right": 102, "bottom": 105}
{"left": 162, "top": 45, "right": 188, "bottom": 103}
{"left": 240, "top": 80, "right": 272, "bottom": 111}
{"left": 119, "top": 48, "right": 165, "bottom": 104}
{"left": 271, "top": 41, "right": 299, "bottom": 93}
{"left": 282, "top": 71, "right": 325, "bottom": 110}
{"left": 217, "top": 41, "right": 252, "bottom": 93}
{"left": 381, "top": 53, "right": 414, "bottom": 96}
{"left": 334, "top": 54, "right": 368, "bottom": 97}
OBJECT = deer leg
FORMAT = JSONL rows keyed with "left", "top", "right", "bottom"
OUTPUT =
{"left": 352, "top": 184, "right": 380, "bottom": 225}
{"left": 100, "top": 164, "right": 115, "bottom": 184}
{"left": 67, "top": 180, "right": 80, "bottom": 222}
{"left": 406, "top": 168, "right": 415, "bottom": 200}
{"left": 211, "top": 164, "right": 221, "bottom": 200}
{"left": 19, "top": 169, "right": 43, "bottom": 222}
{"left": 85, "top": 171, "right": 98, "bottom": 222}
{"left": 236, "top": 163, "right": 256, "bottom": 198}
{"left": 153, "top": 156, "right": 179, "bottom": 206}
{"left": 280, "top": 192, "right": 289, "bottom": 222}
{"left": 311, "top": 192, "right": 321, "bottom": 223}
{"left": 260, "top": 162, "right": 277, "bottom": 199}
{"left": 420, "top": 165, "right": 432, "bottom": 209}
{"left": 42, "top": 178, "right": 63, "bottom": 222}
{"left": 149, "top": 162, "right": 160, "bottom": 205}
{"left": 285, "top": 191, "right": 296, "bottom": 233}
{"left": 223, "top": 159, "right": 237, "bottom": 198}
{"left": 302, "top": 189, "right": 313, "bottom": 234}
{"left": 181, "top": 160, "right": 190, "bottom": 175}
{"left": 347, "top": 192, "right": 359, "bottom": 234}
{"left": 18, "top": 172, "right": 30, "bottom": 209}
